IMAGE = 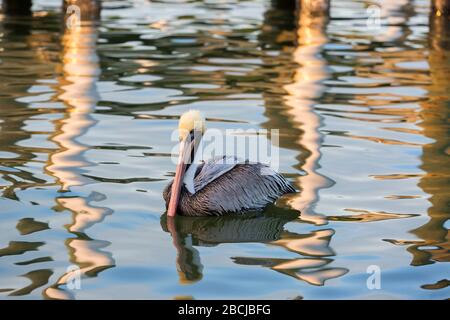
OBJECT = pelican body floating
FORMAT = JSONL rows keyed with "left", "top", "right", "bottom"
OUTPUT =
{"left": 163, "top": 110, "right": 295, "bottom": 217}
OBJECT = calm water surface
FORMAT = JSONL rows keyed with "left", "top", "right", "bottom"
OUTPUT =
{"left": 0, "top": 0, "right": 449, "bottom": 299}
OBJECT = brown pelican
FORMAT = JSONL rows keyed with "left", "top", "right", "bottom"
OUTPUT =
{"left": 163, "top": 110, "right": 295, "bottom": 216}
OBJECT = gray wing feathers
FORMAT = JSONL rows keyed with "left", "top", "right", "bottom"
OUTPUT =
{"left": 186, "top": 162, "right": 295, "bottom": 216}
{"left": 193, "top": 155, "right": 239, "bottom": 193}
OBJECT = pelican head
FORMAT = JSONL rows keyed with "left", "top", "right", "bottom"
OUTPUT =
{"left": 168, "top": 110, "right": 205, "bottom": 217}
{"left": 178, "top": 109, "right": 206, "bottom": 141}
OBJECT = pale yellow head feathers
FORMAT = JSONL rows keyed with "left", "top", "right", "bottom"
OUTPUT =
{"left": 178, "top": 110, "right": 206, "bottom": 141}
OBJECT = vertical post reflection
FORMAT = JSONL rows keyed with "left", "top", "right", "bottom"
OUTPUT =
{"left": 44, "top": 193, "right": 115, "bottom": 300}
{"left": 0, "top": 14, "right": 60, "bottom": 200}
{"left": 409, "top": 2, "right": 450, "bottom": 266}
{"left": 43, "top": 1, "right": 115, "bottom": 299}
{"left": 45, "top": 13, "right": 100, "bottom": 191}
{"left": 283, "top": 0, "right": 332, "bottom": 225}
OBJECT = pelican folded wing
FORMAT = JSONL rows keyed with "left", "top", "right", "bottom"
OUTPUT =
{"left": 193, "top": 156, "right": 241, "bottom": 193}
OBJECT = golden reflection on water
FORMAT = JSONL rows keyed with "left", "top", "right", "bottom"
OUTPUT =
{"left": 283, "top": 0, "right": 332, "bottom": 225}
{"left": 46, "top": 23, "right": 99, "bottom": 191}
{"left": 41, "top": 17, "right": 115, "bottom": 299}
{"left": 386, "top": 8, "right": 450, "bottom": 267}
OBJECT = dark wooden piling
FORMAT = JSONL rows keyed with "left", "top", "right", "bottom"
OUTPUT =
{"left": 271, "top": 0, "right": 297, "bottom": 11}
{"left": 431, "top": 0, "right": 450, "bottom": 15}
{"left": 430, "top": 0, "right": 450, "bottom": 51}
{"left": 2, "top": 0, "right": 32, "bottom": 15}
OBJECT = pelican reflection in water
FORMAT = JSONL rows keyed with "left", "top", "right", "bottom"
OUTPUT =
{"left": 161, "top": 206, "right": 347, "bottom": 285}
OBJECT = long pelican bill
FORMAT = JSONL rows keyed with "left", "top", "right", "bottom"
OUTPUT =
{"left": 167, "top": 134, "right": 193, "bottom": 217}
